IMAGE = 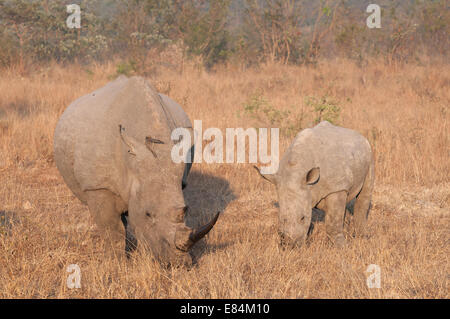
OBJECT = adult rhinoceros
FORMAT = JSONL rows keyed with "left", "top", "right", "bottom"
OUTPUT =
{"left": 54, "top": 75, "right": 219, "bottom": 265}
{"left": 256, "top": 121, "right": 374, "bottom": 247}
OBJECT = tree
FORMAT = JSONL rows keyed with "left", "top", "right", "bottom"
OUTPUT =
{"left": 173, "top": 0, "right": 231, "bottom": 68}
{"left": 243, "top": 0, "right": 303, "bottom": 64}
{"left": 0, "top": 0, "right": 108, "bottom": 68}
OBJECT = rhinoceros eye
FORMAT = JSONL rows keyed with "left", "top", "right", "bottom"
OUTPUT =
{"left": 145, "top": 211, "right": 156, "bottom": 226}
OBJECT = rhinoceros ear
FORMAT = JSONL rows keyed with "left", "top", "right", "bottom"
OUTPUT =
{"left": 254, "top": 165, "right": 278, "bottom": 185}
{"left": 306, "top": 167, "right": 320, "bottom": 185}
{"left": 145, "top": 136, "right": 165, "bottom": 158}
{"left": 145, "top": 136, "right": 164, "bottom": 145}
{"left": 119, "top": 125, "right": 137, "bottom": 156}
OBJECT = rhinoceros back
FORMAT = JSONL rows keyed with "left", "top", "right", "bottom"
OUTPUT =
{"left": 287, "top": 121, "right": 373, "bottom": 201}
{"left": 54, "top": 76, "right": 187, "bottom": 203}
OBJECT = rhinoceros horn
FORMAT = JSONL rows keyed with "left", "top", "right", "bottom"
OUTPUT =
{"left": 175, "top": 212, "right": 220, "bottom": 252}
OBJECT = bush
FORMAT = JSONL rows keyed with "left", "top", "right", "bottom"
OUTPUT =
{"left": 0, "top": 0, "right": 447, "bottom": 69}
{"left": 304, "top": 95, "right": 341, "bottom": 125}
{"left": 0, "top": 0, "right": 108, "bottom": 65}
{"left": 239, "top": 92, "right": 303, "bottom": 138}
{"left": 240, "top": 92, "right": 341, "bottom": 138}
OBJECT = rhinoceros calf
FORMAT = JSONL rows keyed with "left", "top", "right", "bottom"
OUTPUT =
{"left": 54, "top": 75, "right": 219, "bottom": 265}
{"left": 256, "top": 121, "right": 374, "bottom": 247}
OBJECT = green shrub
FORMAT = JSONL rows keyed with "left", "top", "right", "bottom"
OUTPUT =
{"left": 304, "top": 95, "right": 341, "bottom": 125}
{"left": 239, "top": 92, "right": 341, "bottom": 138}
{"left": 239, "top": 92, "right": 304, "bottom": 138}
{"left": 115, "top": 59, "right": 138, "bottom": 76}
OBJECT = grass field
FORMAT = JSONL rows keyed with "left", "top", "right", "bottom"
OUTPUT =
{"left": 0, "top": 58, "right": 448, "bottom": 298}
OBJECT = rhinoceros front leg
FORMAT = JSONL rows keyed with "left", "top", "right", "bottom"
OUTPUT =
{"left": 323, "top": 191, "right": 347, "bottom": 247}
{"left": 120, "top": 211, "right": 137, "bottom": 257}
{"left": 85, "top": 189, "right": 123, "bottom": 242}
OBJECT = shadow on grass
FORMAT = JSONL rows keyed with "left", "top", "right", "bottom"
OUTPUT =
{"left": 308, "top": 198, "right": 357, "bottom": 236}
{"left": 182, "top": 170, "right": 237, "bottom": 261}
{"left": 0, "top": 210, "right": 20, "bottom": 235}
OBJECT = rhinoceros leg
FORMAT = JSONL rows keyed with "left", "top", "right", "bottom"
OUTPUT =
{"left": 85, "top": 189, "right": 123, "bottom": 242}
{"left": 120, "top": 211, "right": 137, "bottom": 257}
{"left": 323, "top": 190, "right": 347, "bottom": 247}
{"left": 352, "top": 161, "right": 375, "bottom": 237}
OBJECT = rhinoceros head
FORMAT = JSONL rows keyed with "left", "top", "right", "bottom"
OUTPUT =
{"left": 119, "top": 125, "right": 219, "bottom": 265}
{"left": 255, "top": 163, "right": 320, "bottom": 248}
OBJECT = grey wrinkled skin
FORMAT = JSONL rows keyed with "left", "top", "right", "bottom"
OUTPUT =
{"left": 54, "top": 75, "right": 218, "bottom": 265}
{"left": 256, "top": 121, "right": 374, "bottom": 248}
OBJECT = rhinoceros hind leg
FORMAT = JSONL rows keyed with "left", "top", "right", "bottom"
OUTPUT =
{"left": 323, "top": 190, "right": 347, "bottom": 247}
{"left": 352, "top": 162, "right": 375, "bottom": 237}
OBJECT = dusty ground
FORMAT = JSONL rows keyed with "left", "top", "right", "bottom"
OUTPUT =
{"left": 0, "top": 59, "right": 448, "bottom": 298}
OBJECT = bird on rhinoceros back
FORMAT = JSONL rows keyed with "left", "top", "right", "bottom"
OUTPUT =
{"left": 54, "top": 75, "right": 219, "bottom": 265}
{"left": 255, "top": 121, "right": 374, "bottom": 248}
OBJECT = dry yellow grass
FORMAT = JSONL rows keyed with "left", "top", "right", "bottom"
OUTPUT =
{"left": 0, "top": 58, "right": 448, "bottom": 298}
